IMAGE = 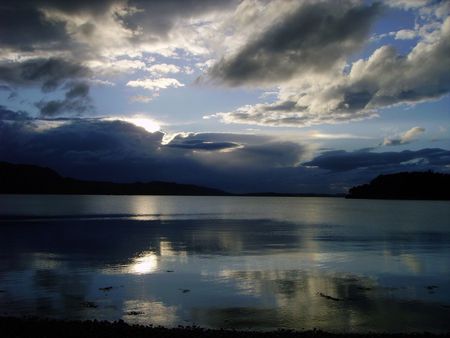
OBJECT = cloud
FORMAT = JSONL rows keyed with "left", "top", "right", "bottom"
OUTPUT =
{"left": 119, "top": 0, "right": 234, "bottom": 45}
{"left": 0, "top": 0, "right": 236, "bottom": 109}
{"left": 0, "top": 105, "right": 30, "bottom": 121}
{"left": 214, "top": 16, "right": 450, "bottom": 127}
{"left": 394, "top": 29, "right": 417, "bottom": 40}
{"left": 0, "top": 0, "right": 232, "bottom": 57}
{"left": 384, "top": 0, "right": 430, "bottom": 10}
{"left": 208, "top": 1, "right": 381, "bottom": 86}
{"left": 382, "top": 127, "right": 425, "bottom": 146}
{"left": 126, "top": 77, "right": 184, "bottom": 91}
{"left": 208, "top": 103, "right": 378, "bottom": 128}
{"left": 0, "top": 58, "right": 93, "bottom": 116}
{"left": 0, "top": 1, "right": 70, "bottom": 51}
{"left": 0, "top": 113, "right": 311, "bottom": 192}
{"left": 0, "top": 120, "right": 315, "bottom": 196}
{"left": 1, "top": 112, "right": 449, "bottom": 193}
{"left": 147, "top": 63, "right": 181, "bottom": 76}
{"left": 0, "top": 58, "right": 91, "bottom": 91}
{"left": 167, "top": 133, "right": 241, "bottom": 151}
{"left": 36, "top": 82, "right": 93, "bottom": 117}
{"left": 304, "top": 148, "right": 450, "bottom": 172}
{"left": 87, "top": 59, "right": 147, "bottom": 75}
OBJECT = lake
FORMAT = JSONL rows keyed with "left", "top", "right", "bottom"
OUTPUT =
{"left": 0, "top": 195, "right": 449, "bottom": 332}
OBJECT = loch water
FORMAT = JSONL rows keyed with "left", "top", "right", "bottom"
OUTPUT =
{"left": 0, "top": 195, "right": 449, "bottom": 332}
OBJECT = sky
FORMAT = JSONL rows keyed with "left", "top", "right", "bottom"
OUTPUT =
{"left": 0, "top": 0, "right": 449, "bottom": 193}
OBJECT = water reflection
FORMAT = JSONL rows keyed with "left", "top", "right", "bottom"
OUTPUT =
{"left": 122, "top": 300, "right": 178, "bottom": 326}
{"left": 0, "top": 197, "right": 450, "bottom": 332}
{"left": 204, "top": 269, "right": 450, "bottom": 332}
{"left": 127, "top": 252, "right": 159, "bottom": 275}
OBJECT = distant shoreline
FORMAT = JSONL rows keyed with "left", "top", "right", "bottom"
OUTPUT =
{"left": 0, "top": 192, "right": 344, "bottom": 198}
{"left": 2, "top": 161, "right": 449, "bottom": 200}
{"left": 1, "top": 317, "right": 448, "bottom": 338}
{"left": 0, "top": 161, "right": 342, "bottom": 198}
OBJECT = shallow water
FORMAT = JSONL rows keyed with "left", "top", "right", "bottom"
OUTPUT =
{"left": 0, "top": 195, "right": 449, "bottom": 332}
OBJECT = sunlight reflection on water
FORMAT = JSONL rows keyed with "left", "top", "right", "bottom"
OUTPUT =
{"left": 0, "top": 196, "right": 449, "bottom": 332}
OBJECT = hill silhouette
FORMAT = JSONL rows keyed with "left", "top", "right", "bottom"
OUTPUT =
{"left": 346, "top": 171, "right": 450, "bottom": 200}
{"left": 0, "top": 161, "right": 344, "bottom": 197}
{"left": 0, "top": 161, "right": 227, "bottom": 196}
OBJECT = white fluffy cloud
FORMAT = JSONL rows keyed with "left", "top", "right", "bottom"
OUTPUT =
{"left": 147, "top": 63, "right": 181, "bottom": 75}
{"left": 211, "top": 15, "right": 450, "bottom": 127}
{"left": 383, "top": 127, "right": 426, "bottom": 146}
{"left": 1, "top": 0, "right": 449, "bottom": 126}
{"left": 208, "top": 1, "right": 381, "bottom": 86}
{"left": 395, "top": 29, "right": 417, "bottom": 40}
{"left": 126, "top": 77, "right": 184, "bottom": 91}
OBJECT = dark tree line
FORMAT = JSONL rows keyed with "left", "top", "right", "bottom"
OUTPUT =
{"left": 346, "top": 171, "right": 450, "bottom": 200}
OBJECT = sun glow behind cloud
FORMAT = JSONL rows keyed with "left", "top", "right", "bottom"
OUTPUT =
{"left": 104, "top": 115, "right": 161, "bottom": 133}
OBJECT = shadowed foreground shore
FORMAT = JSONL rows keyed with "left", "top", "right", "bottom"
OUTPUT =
{"left": 1, "top": 317, "right": 449, "bottom": 338}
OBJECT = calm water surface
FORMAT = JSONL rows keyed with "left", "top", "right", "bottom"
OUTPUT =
{"left": 0, "top": 195, "right": 449, "bottom": 332}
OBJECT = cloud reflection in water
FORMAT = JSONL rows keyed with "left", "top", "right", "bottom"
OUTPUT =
{"left": 0, "top": 199, "right": 449, "bottom": 332}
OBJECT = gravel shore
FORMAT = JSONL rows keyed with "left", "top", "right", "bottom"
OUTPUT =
{"left": 1, "top": 317, "right": 449, "bottom": 338}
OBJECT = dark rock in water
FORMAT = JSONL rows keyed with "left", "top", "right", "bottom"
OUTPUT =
{"left": 357, "top": 287, "right": 372, "bottom": 291}
{"left": 166, "top": 270, "right": 174, "bottom": 273}
{"left": 180, "top": 289, "right": 190, "bottom": 293}
{"left": 318, "top": 292, "right": 342, "bottom": 301}
{"left": 99, "top": 286, "right": 113, "bottom": 291}
{"left": 81, "top": 301, "right": 98, "bottom": 308}
{"left": 126, "top": 311, "right": 144, "bottom": 316}
{"left": 426, "top": 285, "right": 439, "bottom": 294}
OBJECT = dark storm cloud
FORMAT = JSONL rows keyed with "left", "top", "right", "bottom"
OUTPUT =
{"left": 0, "top": 115, "right": 311, "bottom": 191}
{"left": 0, "top": 0, "right": 122, "bottom": 50}
{"left": 213, "top": 4, "right": 450, "bottom": 127}
{"left": 305, "top": 148, "right": 450, "bottom": 172}
{"left": 0, "top": 58, "right": 91, "bottom": 91}
{"left": 65, "top": 82, "right": 90, "bottom": 99}
{"left": 123, "top": 0, "right": 235, "bottom": 40}
{"left": 0, "top": 2, "right": 68, "bottom": 50}
{"left": 0, "top": 0, "right": 234, "bottom": 114}
{"left": 0, "top": 0, "right": 232, "bottom": 51}
{"left": 0, "top": 105, "right": 30, "bottom": 121}
{"left": 1, "top": 112, "right": 449, "bottom": 193}
{"left": 209, "top": 1, "right": 381, "bottom": 86}
{"left": 0, "top": 59, "right": 92, "bottom": 116}
{"left": 166, "top": 132, "right": 271, "bottom": 151}
{"left": 226, "top": 142, "right": 305, "bottom": 168}
{"left": 171, "top": 132, "right": 272, "bottom": 144}
{"left": 36, "top": 98, "right": 91, "bottom": 117}
{"left": 168, "top": 139, "right": 240, "bottom": 151}
{"left": 36, "top": 82, "right": 92, "bottom": 116}
{"left": 167, "top": 133, "right": 306, "bottom": 168}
